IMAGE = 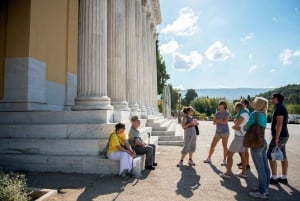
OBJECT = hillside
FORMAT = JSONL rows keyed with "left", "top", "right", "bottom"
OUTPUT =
{"left": 257, "top": 84, "right": 300, "bottom": 104}
{"left": 181, "top": 88, "right": 272, "bottom": 101}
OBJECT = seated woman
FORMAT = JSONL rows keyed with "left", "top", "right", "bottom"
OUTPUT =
{"left": 107, "top": 123, "right": 136, "bottom": 178}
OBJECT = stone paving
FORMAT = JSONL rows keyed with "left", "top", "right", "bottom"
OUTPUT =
{"left": 26, "top": 121, "right": 300, "bottom": 201}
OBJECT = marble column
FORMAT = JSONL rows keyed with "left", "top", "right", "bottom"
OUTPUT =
{"left": 142, "top": 1, "right": 150, "bottom": 115}
{"left": 151, "top": 25, "right": 158, "bottom": 113}
{"left": 126, "top": 0, "right": 139, "bottom": 114}
{"left": 107, "top": 0, "right": 130, "bottom": 111}
{"left": 139, "top": 0, "right": 148, "bottom": 117}
{"left": 73, "top": 0, "right": 112, "bottom": 110}
{"left": 145, "top": 11, "right": 153, "bottom": 114}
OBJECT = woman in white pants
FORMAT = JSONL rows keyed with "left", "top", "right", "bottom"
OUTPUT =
{"left": 107, "top": 123, "right": 136, "bottom": 178}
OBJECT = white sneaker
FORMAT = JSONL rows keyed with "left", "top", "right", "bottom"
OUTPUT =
{"left": 249, "top": 191, "right": 267, "bottom": 199}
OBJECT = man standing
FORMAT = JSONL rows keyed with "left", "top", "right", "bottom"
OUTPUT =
{"left": 129, "top": 116, "right": 157, "bottom": 170}
{"left": 267, "top": 93, "right": 289, "bottom": 185}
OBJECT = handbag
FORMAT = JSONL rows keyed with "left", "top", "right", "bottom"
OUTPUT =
{"left": 195, "top": 125, "right": 199, "bottom": 135}
{"left": 243, "top": 112, "right": 265, "bottom": 148}
{"left": 271, "top": 146, "right": 284, "bottom": 161}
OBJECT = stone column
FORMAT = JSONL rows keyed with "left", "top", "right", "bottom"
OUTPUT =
{"left": 151, "top": 25, "right": 158, "bottom": 113}
{"left": 107, "top": 0, "right": 130, "bottom": 111}
{"left": 139, "top": 0, "right": 148, "bottom": 118}
{"left": 142, "top": 1, "right": 150, "bottom": 115}
{"left": 73, "top": 0, "right": 112, "bottom": 110}
{"left": 126, "top": 0, "right": 139, "bottom": 115}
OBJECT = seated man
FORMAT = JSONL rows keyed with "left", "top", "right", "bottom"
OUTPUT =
{"left": 129, "top": 116, "right": 157, "bottom": 170}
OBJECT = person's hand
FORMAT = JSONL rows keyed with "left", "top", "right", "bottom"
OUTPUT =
{"left": 275, "top": 138, "right": 280, "bottom": 146}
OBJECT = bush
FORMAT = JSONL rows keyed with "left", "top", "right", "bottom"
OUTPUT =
{"left": 0, "top": 171, "right": 30, "bottom": 201}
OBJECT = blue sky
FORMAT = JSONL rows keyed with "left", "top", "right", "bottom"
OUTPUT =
{"left": 157, "top": 0, "right": 300, "bottom": 90}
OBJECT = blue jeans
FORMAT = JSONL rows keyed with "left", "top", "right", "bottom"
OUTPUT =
{"left": 250, "top": 140, "right": 270, "bottom": 194}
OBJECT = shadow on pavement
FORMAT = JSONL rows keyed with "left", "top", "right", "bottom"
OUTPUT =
{"left": 176, "top": 165, "right": 201, "bottom": 198}
{"left": 26, "top": 170, "right": 151, "bottom": 201}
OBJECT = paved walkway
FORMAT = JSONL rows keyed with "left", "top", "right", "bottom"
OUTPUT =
{"left": 26, "top": 121, "right": 300, "bottom": 201}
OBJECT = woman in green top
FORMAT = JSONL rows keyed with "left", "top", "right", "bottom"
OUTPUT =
{"left": 246, "top": 97, "right": 270, "bottom": 199}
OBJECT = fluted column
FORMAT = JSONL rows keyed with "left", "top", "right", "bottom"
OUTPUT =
{"left": 145, "top": 11, "right": 153, "bottom": 114}
{"left": 73, "top": 0, "right": 112, "bottom": 110}
{"left": 107, "top": 0, "right": 130, "bottom": 111}
{"left": 126, "top": 0, "right": 139, "bottom": 113}
{"left": 139, "top": 0, "right": 148, "bottom": 117}
{"left": 153, "top": 33, "right": 159, "bottom": 113}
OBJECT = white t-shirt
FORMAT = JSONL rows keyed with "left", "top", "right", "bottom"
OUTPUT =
{"left": 235, "top": 112, "right": 249, "bottom": 136}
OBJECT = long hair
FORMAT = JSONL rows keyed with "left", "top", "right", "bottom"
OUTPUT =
{"left": 253, "top": 97, "right": 268, "bottom": 115}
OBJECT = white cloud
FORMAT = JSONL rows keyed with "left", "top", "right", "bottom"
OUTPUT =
{"left": 174, "top": 84, "right": 185, "bottom": 90}
{"left": 173, "top": 51, "right": 203, "bottom": 71}
{"left": 240, "top": 33, "right": 254, "bottom": 42}
{"left": 205, "top": 41, "right": 233, "bottom": 62}
{"left": 159, "top": 40, "right": 179, "bottom": 55}
{"left": 161, "top": 8, "right": 199, "bottom": 36}
{"left": 279, "top": 48, "right": 300, "bottom": 64}
{"left": 270, "top": 69, "right": 276, "bottom": 73}
{"left": 248, "top": 53, "right": 253, "bottom": 60}
{"left": 248, "top": 65, "right": 257, "bottom": 73}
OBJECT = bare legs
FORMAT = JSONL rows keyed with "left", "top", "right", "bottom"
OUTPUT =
{"left": 206, "top": 135, "right": 229, "bottom": 161}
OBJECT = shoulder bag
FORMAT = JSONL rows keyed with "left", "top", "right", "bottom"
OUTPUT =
{"left": 243, "top": 112, "right": 265, "bottom": 148}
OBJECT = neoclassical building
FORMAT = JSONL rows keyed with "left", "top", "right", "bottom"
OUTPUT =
{"left": 0, "top": 0, "right": 161, "bottom": 118}
{"left": 0, "top": 0, "right": 164, "bottom": 174}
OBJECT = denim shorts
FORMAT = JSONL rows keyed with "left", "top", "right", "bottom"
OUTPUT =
{"left": 267, "top": 137, "right": 289, "bottom": 160}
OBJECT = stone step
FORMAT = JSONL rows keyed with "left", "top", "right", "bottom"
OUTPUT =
{"left": 0, "top": 123, "right": 152, "bottom": 141}
{"left": 158, "top": 141, "right": 183, "bottom": 146}
{"left": 0, "top": 110, "right": 114, "bottom": 125}
{"left": 0, "top": 153, "right": 145, "bottom": 176}
{"left": 151, "top": 131, "right": 175, "bottom": 136}
{"left": 0, "top": 138, "right": 104, "bottom": 156}
{"left": 0, "top": 126, "right": 154, "bottom": 156}
{"left": 158, "top": 136, "right": 183, "bottom": 141}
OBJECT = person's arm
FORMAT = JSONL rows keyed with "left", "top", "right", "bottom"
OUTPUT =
{"left": 181, "top": 116, "right": 194, "bottom": 129}
{"left": 245, "top": 113, "right": 255, "bottom": 131}
{"left": 275, "top": 116, "right": 284, "bottom": 146}
{"left": 135, "top": 138, "right": 145, "bottom": 146}
{"left": 216, "top": 113, "right": 229, "bottom": 124}
{"left": 232, "top": 116, "right": 244, "bottom": 130}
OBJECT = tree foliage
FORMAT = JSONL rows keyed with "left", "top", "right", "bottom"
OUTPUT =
{"left": 182, "top": 89, "right": 198, "bottom": 106}
{"left": 156, "top": 40, "right": 170, "bottom": 95}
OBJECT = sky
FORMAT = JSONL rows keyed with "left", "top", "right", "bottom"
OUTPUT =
{"left": 157, "top": 0, "right": 300, "bottom": 90}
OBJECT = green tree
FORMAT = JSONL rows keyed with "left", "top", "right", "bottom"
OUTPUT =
{"left": 168, "top": 84, "right": 179, "bottom": 111}
{"left": 156, "top": 40, "right": 170, "bottom": 95}
{"left": 183, "top": 89, "right": 198, "bottom": 106}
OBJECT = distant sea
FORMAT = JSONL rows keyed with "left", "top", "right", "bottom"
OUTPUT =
{"left": 181, "top": 88, "right": 273, "bottom": 101}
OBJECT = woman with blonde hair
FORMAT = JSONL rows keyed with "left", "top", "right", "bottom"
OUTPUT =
{"left": 246, "top": 97, "right": 270, "bottom": 199}
{"left": 177, "top": 106, "right": 199, "bottom": 167}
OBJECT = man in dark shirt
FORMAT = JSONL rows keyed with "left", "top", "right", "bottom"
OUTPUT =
{"left": 267, "top": 93, "right": 289, "bottom": 185}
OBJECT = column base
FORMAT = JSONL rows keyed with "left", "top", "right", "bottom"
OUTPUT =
{"left": 111, "top": 100, "right": 130, "bottom": 111}
{"left": 140, "top": 105, "right": 148, "bottom": 119}
{"left": 72, "top": 96, "right": 113, "bottom": 110}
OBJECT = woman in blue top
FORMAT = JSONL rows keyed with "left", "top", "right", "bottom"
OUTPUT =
{"left": 203, "top": 101, "right": 230, "bottom": 166}
{"left": 246, "top": 97, "right": 270, "bottom": 199}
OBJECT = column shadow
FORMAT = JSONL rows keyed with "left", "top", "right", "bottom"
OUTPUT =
{"left": 175, "top": 165, "right": 201, "bottom": 198}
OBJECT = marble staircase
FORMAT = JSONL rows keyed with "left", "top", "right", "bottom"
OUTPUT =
{"left": 0, "top": 111, "right": 154, "bottom": 177}
{"left": 147, "top": 115, "right": 183, "bottom": 146}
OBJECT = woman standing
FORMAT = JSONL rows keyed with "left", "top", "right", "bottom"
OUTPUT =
{"left": 246, "top": 97, "right": 270, "bottom": 199}
{"left": 177, "top": 106, "right": 198, "bottom": 167}
{"left": 204, "top": 101, "right": 230, "bottom": 166}
{"left": 107, "top": 123, "right": 136, "bottom": 178}
{"left": 219, "top": 102, "right": 249, "bottom": 178}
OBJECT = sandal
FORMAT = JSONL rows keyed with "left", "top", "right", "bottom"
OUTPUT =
{"left": 177, "top": 160, "right": 183, "bottom": 167}
{"left": 219, "top": 172, "right": 231, "bottom": 179}
{"left": 188, "top": 159, "right": 196, "bottom": 166}
{"left": 235, "top": 173, "right": 247, "bottom": 178}
{"left": 203, "top": 159, "right": 211, "bottom": 163}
